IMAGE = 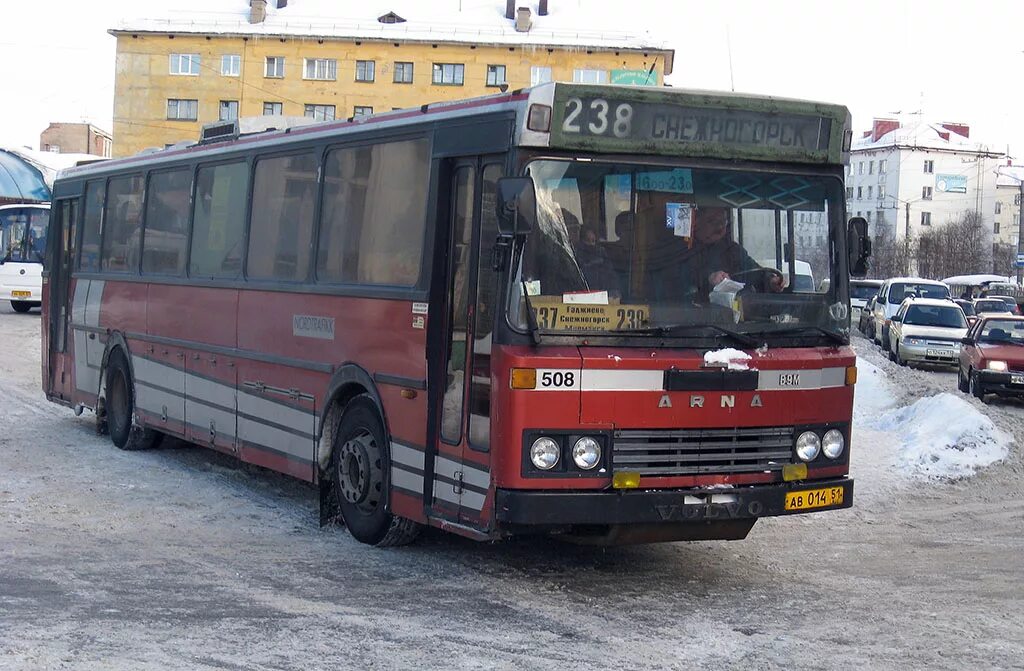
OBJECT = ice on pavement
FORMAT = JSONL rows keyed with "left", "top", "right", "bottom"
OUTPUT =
{"left": 864, "top": 392, "right": 1011, "bottom": 479}
{"left": 703, "top": 348, "right": 751, "bottom": 370}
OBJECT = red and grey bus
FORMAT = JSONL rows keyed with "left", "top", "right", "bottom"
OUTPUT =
{"left": 43, "top": 83, "right": 869, "bottom": 546}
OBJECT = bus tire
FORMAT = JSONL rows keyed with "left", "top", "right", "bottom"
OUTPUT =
{"left": 105, "top": 349, "right": 162, "bottom": 451}
{"left": 10, "top": 301, "right": 32, "bottom": 313}
{"left": 332, "top": 396, "right": 421, "bottom": 547}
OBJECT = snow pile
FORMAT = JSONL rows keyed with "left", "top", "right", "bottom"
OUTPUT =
{"left": 853, "top": 357, "right": 897, "bottom": 420}
{"left": 703, "top": 348, "right": 752, "bottom": 370}
{"left": 865, "top": 393, "right": 1011, "bottom": 479}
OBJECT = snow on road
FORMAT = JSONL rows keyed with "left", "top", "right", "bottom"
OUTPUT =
{"left": 2, "top": 308, "right": 1024, "bottom": 671}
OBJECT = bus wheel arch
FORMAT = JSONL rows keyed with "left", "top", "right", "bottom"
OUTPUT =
{"left": 99, "top": 339, "right": 162, "bottom": 451}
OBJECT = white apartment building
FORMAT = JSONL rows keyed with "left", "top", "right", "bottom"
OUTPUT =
{"left": 993, "top": 165, "right": 1024, "bottom": 247}
{"left": 846, "top": 118, "right": 1003, "bottom": 250}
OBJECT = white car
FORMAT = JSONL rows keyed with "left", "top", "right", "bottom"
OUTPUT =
{"left": 870, "top": 277, "right": 951, "bottom": 350}
{"left": 973, "top": 298, "right": 1014, "bottom": 319}
{"left": 887, "top": 298, "right": 968, "bottom": 367}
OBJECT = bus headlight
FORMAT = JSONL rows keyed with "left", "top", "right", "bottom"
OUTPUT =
{"left": 530, "top": 437, "right": 560, "bottom": 470}
{"left": 822, "top": 429, "right": 845, "bottom": 459}
{"left": 796, "top": 431, "right": 821, "bottom": 462}
{"left": 572, "top": 437, "right": 602, "bottom": 470}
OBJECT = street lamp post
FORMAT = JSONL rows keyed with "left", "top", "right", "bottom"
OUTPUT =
{"left": 1017, "top": 179, "right": 1024, "bottom": 285}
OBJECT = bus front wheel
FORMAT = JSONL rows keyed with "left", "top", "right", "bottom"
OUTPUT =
{"left": 332, "top": 396, "right": 420, "bottom": 547}
{"left": 105, "top": 349, "right": 162, "bottom": 451}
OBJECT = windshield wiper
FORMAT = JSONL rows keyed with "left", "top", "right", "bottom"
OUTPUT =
{"left": 615, "top": 323, "right": 761, "bottom": 347}
{"left": 762, "top": 325, "right": 847, "bottom": 344}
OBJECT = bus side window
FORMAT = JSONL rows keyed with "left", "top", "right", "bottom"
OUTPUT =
{"left": 189, "top": 162, "right": 248, "bottom": 279}
{"left": 79, "top": 181, "right": 104, "bottom": 272}
{"left": 247, "top": 152, "right": 318, "bottom": 281}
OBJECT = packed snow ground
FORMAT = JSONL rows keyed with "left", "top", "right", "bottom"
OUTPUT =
{"left": 2, "top": 306, "right": 1023, "bottom": 670}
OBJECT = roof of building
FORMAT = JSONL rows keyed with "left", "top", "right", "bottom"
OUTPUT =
{"left": 0, "top": 147, "right": 102, "bottom": 196}
{"left": 852, "top": 119, "right": 1001, "bottom": 156}
{"left": 111, "top": 0, "right": 670, "bottom": 54}
{"left": 995, "top": 165, "right": 1024, "bottom": 188}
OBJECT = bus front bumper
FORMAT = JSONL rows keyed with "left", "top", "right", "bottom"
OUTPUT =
{"left": 495, "top": 478, "right": 853, "bottom": 526}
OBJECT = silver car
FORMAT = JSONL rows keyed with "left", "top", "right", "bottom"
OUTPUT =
{"left": 888, "top": 298, "right": 968, "bottom": 367}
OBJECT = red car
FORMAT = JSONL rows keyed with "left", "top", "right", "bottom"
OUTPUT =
{"left": 957, "top": 316, "right": 1024, "bottom": 401}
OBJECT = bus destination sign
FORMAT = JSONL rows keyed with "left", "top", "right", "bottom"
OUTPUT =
{"left": 550, "top": 89, "right": 838, "bottom": 162}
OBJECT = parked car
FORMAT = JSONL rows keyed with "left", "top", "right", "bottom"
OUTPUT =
{"left": 887, "top": 298, "right": 968, "bottom": 367}
{"left": 973, "top": 298, "right": 1013, "bottom": 319}
{"left": 957, "top": 316, "right": 1024, "bottom": 401}
{"left": 870, "top": 277, "right": 951, "bottom": 350}
{"left": 982, "top": 295, "right": 1022, "bottom": 316}
{"left": 850, "top": 279, "right": 883, "bottom": 329}
{"left": 859, "top": 295, "right": 877, "bottom": 337}
{"left": 953, "top": 299, "right": 978, "bottom": 327}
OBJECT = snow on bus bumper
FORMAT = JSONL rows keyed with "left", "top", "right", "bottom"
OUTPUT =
{"left": 494, "top": 478, "right": 853, "bottom": 526}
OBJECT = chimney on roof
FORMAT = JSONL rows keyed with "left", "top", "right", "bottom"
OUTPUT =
{"left": 539, "top": 0, "right": 549, "bottom": 16}
{"left": 516, "top": 6, "right": 532, "bottom": 31}
{"left": 505, "top": 0, "right": 515, "bottom": 20}
{"left": 871, "top": 118, "right": 900, "bottom": 142}
{"left": 249, "top": 0, "right": 267, "bottom": 23}
{"left": 276, "top": 0, "right": 287, "bottom": 7}
{"left": 940, "top": 122, "right": 970, "bottom": 139}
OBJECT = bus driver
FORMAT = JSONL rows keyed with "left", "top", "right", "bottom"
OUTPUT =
{"left": 677, "top": 206, "right": 784, "bottom": 303}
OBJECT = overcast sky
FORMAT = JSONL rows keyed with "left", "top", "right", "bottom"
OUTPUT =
{"left": 3, "top": 0, "right": 1023, "bottom": 157}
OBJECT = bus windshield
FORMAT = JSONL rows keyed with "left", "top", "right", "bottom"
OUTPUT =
{"left": 0, "top": 207, "right": 48, "bottom": 264}
{"left": 509, "top": 160, "right": 844, "bottom": 340}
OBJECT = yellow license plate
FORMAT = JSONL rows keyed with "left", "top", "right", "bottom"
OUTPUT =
{"left": 785, "top": 486, "right": 844, "bottom": 511}
{"left": 11, "top": 291, "right": 31, "bottom": 298}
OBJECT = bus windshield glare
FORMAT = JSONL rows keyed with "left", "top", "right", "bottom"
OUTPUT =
{"left": 509, "top": 159, "right": 845, "bottom": 339}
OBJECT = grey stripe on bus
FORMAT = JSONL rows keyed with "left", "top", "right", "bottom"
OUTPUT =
{"left": 184, "top": 402, "right": 238, "bottom": 441}
{"left": 238, "top": 416, "right": 313, "bottom": 461}
{"left": 390, "top": 468, "right": 424, "bottom": 496}
{"left": 132, "top": 356, "right": 185, "bottom": 395}
{"left": 435, "top": 455, "right": 490, "bottom": 491}
{"left": 433, "top": 470, "right": 489, "bottom": 497}
{"left": 236, "top": 438, "right": 314, "bottom": 466}
{"left": 239, "top": 390, "right": 318, "bottom": 437}
{"left": 123, "top": 329, "right": 334, "bottom": 374}
{"left": 431, "top": 481, "right": 486, "bottom": 511}
{"left": 73, "top": 331, "right": 95, "bottom": 394}
{"left": 71, "top": 279, "right": 88, "bottom": 325}
{"left": 390, "top": 442, "right": 425, "bottom": 471}
{"left": 136, "top": 385, "right": 186, "bottom": 423}
{"left": 85, "top": 279, "right": 104, "bottom": 327}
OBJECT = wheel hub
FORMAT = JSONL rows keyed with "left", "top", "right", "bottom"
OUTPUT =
{"left": 336, "top": 433, "right": 373, "bottom": 504}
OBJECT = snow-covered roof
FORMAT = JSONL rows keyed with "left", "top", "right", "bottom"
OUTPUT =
{"left": 941, "top": 274, "right": 1015, "bottom": 286}
{"left": 111, "top": 0, "right": 669, "bottom": 54}
{"left": 852, "top": 119, "right": 1001, "bottom": 156}
{"left": 2, "top": 147, "right": 103, "bottom": 188}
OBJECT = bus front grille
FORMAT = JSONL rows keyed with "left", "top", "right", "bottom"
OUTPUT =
{"left": 612, "top": 427, "right": 795, "bottom": 476}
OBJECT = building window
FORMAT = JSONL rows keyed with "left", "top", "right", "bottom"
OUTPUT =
{"left": 924, "top": 160, "right": 934, "bottom": 174}
{"left": 868, "top": 161, "right": 874, "bottom": 175}
{"left": 263, "top": 102, "right": 283, "bottom": 115}
{"left": 866, "top": 211, "right": 872, "bottom": 222}
{"left": 995, "top": 202, "right": 1002, "bottom": 214}
{"left": 856, "top": 186, "right": 862, "bottom": 199}
{"left": 393, "top": 61, "right": 413, "bottom": 83}
{"left": 858, "top": 162, "right": 864, "bottom": 175}
{"left": 867, "top": 186, "right": 873, "bottom": 199}
{"left": 221, "top": 54, "right": 241, "bottom": 76}
{"left": 304, "top": 58, "right": 337, "bottom": 81}
{"left": 265, "top": 56, "right": 285, "bottom": 78}
{"left": 878, "top": 185, "right": 885, "bottom": 200}
{"left": 219, "top": 100, "right": 239, "bottom": 121}
{"left": 432, "top": 63, "right": 465, "bottom": 85}
{"left": 573, "top": 69, "right": 608, "bottom": 84}
{"left": 995, "top": 221, "right": 1001, "bottom": 234}
{"left": 922, "top": 186, "right": 933, "bottom": 200}
{"left": 169, "top": 53, "right": 200, "bottom": 76}
{"left": 166, "top": 98, "right": 198, "bottom": 121}
{"left": 355, "top": 60, "right": 375, "bottom": 82}
{"left": 845, "top": 187, "right": 854, "bottom": 199}
{"left": 877, "top": 210, "right": 885, "bottom": 225}
{"left": 304, "top": 104, "right": 336, "bottom": 121}
{"left": 531, "top": 66, "right": 552, "bottom": 86}
{"left": 921, "top": 211, "right": 932, "bottom": 226}
{"left": 353, "top": 106, "right": 373, "bottom": 117}
{"left": 879, "top": 159, "right": 887, "bottom": 174}
{"left": 486, "top": 64, "right": 506, "bottom": 86}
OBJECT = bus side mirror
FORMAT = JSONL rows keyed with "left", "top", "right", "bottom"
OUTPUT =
{"left": 848, "top": 216, "right": 871, "bottom": 278}
{"left": 495, "top": 177, "right": 537, "bottom": 236}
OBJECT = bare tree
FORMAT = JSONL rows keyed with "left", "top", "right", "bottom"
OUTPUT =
{"left": 869, "top": 229, "right": 914, "bottom": 279}
{"left": 913, "top": 210, "right": 986, "bottom": 279}
{"left": 992, "top": 242, "right": 1016, "bottom": 277}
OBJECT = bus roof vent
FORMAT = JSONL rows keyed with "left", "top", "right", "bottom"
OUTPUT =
{"left": 199, "top": 120, "right": 240, "bottom": 145}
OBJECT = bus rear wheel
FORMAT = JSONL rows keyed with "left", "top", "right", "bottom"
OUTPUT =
{"left": 332, "top": 396, "right": 420, "bottom": 547}
{"left": 10, "top": 301, "right": 32, "bottom": 313}
{"left": 105, "top": 350, "right": 162, "bottom": 451}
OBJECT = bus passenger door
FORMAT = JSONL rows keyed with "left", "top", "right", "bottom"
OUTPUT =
{"left": 433, "top": 158, "right": 503, "bottom": 525}
{"left": 46, "top": 199, "right": 77, "bottom": 402}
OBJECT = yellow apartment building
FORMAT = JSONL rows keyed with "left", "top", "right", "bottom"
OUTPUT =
{"left": 109, "top": 0, "right": 674, "bottom": 157}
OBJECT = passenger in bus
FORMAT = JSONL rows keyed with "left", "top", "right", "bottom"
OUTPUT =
{"left": 676, "top": 207, "right": 784, "bottom": 303}
{"left": 604, "top": 212, "right": 634, "bottom": 294}
{"left": 573, "top": 222, "right": 622, "bottom": 299}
